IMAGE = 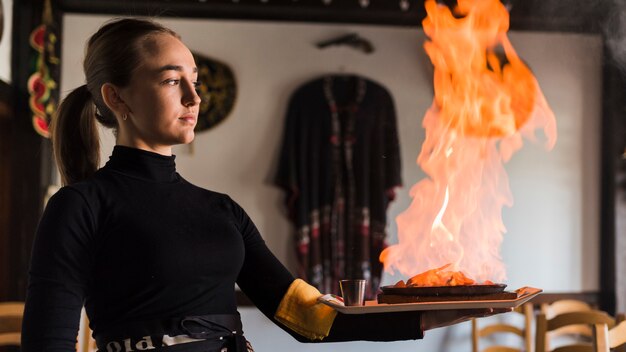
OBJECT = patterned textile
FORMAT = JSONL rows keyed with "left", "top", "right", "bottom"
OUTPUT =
{"left": 27, "top": 0, "right": 60, "bottom": 138}
{"left": 275, "top": 75, "right": 402, "bottom": 299}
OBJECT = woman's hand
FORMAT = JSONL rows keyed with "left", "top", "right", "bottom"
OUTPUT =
{"left": 420, "top": 308, "right": 513, "bottom": 331}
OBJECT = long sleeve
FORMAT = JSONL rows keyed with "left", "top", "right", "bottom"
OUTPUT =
{"left": 325, "top": 311, "right": 422, "bottom": 342}
{"left": 22, "top": 187, "right": 96, "bottom": 351}
{"left": 232, "top": 198, "right": 423, "bottom": 343}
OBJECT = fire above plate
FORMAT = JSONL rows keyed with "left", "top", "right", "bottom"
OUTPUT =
{"left": 380, "top": 283, "right": 507, "bottom": 296}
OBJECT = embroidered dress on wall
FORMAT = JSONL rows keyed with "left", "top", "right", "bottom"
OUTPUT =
{"left": 275, "top": 75, "right": 402, "bottom": 298}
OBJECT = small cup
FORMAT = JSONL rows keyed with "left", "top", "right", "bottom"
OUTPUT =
{"left": 339, "top": 279, "right": 366, "bottom": 306}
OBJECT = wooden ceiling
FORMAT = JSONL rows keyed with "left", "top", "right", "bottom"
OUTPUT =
{"left": 55, "top": 0, "right": 609, "bottom": 33}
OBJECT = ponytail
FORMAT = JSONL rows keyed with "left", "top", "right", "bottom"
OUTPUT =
{"left": 50, "top": 85, "right": 101, "bottom": 185}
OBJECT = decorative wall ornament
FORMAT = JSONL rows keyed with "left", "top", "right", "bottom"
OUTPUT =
{"left": 316, "top": 33, "right": 374, "bottom": 54}
{"left": 27, "top": 0, "right": 60, "bottom": 138}
{"left": 191, "top": 52, "right": 237, "bottom": 132}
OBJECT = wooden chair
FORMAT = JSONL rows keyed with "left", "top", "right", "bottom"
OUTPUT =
{"left": 611, "top": 314, "right": 626, "bottom": 352}
{"left": 472, "top": 302, "right": 534, "bottom": 352}
{"left": 607, "top": 319, "right": 626, "bottom": 352}
{"left": 593, "top": 314, "right": 626, "bottom": 352}
{"left": 535, "top": 310, "right": 615, "bottom": 352}
{"left": 540, "top": 300, "right": 595, "bottom": 350}
{"left": 0, "top": 301, "right": 25, "bottom": 347}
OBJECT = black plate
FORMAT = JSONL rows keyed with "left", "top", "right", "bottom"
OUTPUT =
{"left": 380, "top": 284, "right": 507, "bottom": 296}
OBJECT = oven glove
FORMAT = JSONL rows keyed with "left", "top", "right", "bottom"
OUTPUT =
{"left": 274, "top": 278, "right": 338, "bottom": 341}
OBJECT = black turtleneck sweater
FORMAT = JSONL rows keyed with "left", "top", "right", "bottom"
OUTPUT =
{"left": 22, "top": 146, "right": 422, "bottom": 351}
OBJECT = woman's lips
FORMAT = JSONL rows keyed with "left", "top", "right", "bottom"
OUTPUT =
{"left": 178, "top": 114, "right": 197, "bottom": 124}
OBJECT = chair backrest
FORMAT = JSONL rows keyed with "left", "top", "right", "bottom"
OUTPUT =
{"left": 540, "top": 300, "right": 595, "bottom": 349}
{"left": 535, "top": 310, "right": 615, "bottom": 352}
{"left": 541, "top": 300, "right": 594, "bottom": 318}
{"left": 0, "top": 301, "right": 25, "bottom": 347}
{"left": 472, "top": 302, "right": 534, "bottom": 352}
{"left": 610, "top": 314, "right": 626, "bottom": 352}
{"left": 594, "top": 318, "right": 626, "bottom": 352}
{"left": 588, "top": 313, "right": 626, "bottom": 352}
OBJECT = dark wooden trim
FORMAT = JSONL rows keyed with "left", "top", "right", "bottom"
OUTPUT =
{"left": 55, "top": 0, "right": 608, "bottom": 33}
{"left": 529, "top": 292, "right": 602, "bottom": 308}
{"left": 599, "top": 52, "right": 616, "bottom": 315}
{"left": 0, "top": 80, "right": 13, "bottom": 302}
{"left": 56, "top": 0, "right": 427, "bottom": 27}
{"left": 7, "top": 0, "right": 49, "bottom": 301}
{"left": 598, "top": 39, "right": 626, "bottom": 315}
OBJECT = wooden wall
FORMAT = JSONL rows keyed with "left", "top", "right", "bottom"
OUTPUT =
{"left": 0, "top": 80, "right": 11, "bottom": 302}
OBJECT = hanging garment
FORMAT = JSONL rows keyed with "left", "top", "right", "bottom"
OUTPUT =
{"left": 275, "top": 75, "right": 402, "bottom": 298}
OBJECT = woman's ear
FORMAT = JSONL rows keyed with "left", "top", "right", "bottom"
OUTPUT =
{"left": 101, "top": 83, "right": 129, "bottom": 117}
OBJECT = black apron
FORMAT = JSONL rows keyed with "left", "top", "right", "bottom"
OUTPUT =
{"left": 95, "top": 314, "right": 251, "bottom": 352}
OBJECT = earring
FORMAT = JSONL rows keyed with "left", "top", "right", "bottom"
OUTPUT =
{"left": 122, "top": 113, "right": 128, "bottom": 121}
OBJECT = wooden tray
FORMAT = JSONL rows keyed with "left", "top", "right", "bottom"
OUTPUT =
{"left": 318, "top": 287, "right": 542, "bottom": 314}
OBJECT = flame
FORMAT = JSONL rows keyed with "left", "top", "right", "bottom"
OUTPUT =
{"left": 380, "top": 0, "right": 557, "bottom": 284}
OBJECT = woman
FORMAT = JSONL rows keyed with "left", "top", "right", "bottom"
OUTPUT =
{"left": 21, "top": 18, "right": 507, "bottom": 351}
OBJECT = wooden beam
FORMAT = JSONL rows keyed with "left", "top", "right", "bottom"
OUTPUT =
{"left": 7, "top": 0, "right": 49, "bottom": 301}
{"left": 56, "top": 0, "right": 609, "bottom": 33}
{"left": 600, "top": 41, "right": 626, "bottom": 315}
{"left": 529, "top": 292, "right": 602, "bottom": 308}
{"left": 0, "top": 80, "right": 12, "bottom": 302}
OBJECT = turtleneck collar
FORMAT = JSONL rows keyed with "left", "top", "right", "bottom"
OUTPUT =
{"left": 104, "top": 145, "right": 179, "bottom": 183}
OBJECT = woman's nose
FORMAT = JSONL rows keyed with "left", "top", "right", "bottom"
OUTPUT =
{"left": 183, "top": 81, "right": 201, "bottom": 107}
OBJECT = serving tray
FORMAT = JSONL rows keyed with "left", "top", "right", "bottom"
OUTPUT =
{"left": 318, "top": 287, "right": 542, "bottom": 314}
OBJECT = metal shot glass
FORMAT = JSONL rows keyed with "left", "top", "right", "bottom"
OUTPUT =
{"left": 339, "top": 279, "right": 366, "bottom": 306}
